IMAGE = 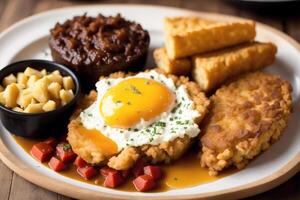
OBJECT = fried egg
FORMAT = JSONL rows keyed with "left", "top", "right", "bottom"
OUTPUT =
{"left": 80, "top": 70, "right": 201, "bottom": 151}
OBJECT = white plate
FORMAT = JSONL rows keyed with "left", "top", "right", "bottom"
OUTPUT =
{"left": 0, "top": 4, "right": 299, "bottom": 200}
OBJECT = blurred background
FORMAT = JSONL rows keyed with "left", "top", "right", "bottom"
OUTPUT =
{"left": 0, "top": 0, "right": 300, "bottom": 45}
{"left": 0, "top": 0, "right": 300, "bottom": 200}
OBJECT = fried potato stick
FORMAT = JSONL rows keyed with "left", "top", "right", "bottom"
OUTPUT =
{"left": 164, "top": 17, "right": 215, "bottom": 33}
{"left": 164, "top": 19, "right": 256, "bottom": 59}
{"left": 153, "top": 48, "right": 192, "bottom": 75}
{"left": 192, "top": 42, "right": 277, "bottom": 92}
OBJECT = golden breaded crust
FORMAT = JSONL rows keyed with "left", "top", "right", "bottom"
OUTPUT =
{"left": 164, "top": 17, "right": 215, "bottom": 33}
{"left": 165, "top": 20, "right": 256, "bottom": 59}
{"left": 192, "top": 42, "right": 277, "bottom": 92}
{"left": 153, "top": 48, "right": 191, "bottom": 75}
{"left": 67, "top": 117, "right": 113, "bottom": 164}
{"left": 200, "top": 72, "right": 292, "bottom": 175}
{"left": 107, "top": 147, "right": 139, "bottom": 170}
{"left": 67, "top": 71, "right": 210, "bottom": 170}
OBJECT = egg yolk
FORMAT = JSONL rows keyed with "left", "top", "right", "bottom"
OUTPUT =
{"left": 99, "top": 78, "right": 175, "bottom": 128}
{"left": 77, "top": 126, "right": 118, "bottom": 156}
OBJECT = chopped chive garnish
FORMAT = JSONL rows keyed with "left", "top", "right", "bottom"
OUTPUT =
{"left": 156, "top": 121, "right": 166, "bottom": 127}
{"left": 63, "top": 144, "right": 71, "bottom": 151}
{"left": 153, "top": 127, "right": 157, "bottom": 135}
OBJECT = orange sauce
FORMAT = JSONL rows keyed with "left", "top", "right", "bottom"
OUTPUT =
{"left": 13, "top": 135, "right": 236, "bottom": 192}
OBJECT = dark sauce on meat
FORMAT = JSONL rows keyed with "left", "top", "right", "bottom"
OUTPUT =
{"left": 49, "top": 14, "right": 150, "bottom": 91}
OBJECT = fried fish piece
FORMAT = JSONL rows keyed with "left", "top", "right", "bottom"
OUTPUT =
{"left": 153, "top": 17, "right": 215, "bottom": 75}
{"left": 153, "top": 48, "right": 192, "bottom": 75}
{"left": 164, "top": 17, "right": 256, "bottom": 59}
{"left": 68, "top": 71, "right": 210, "bottom": 170}
{"left": 164, "top": 17, "right": 215, "bottom": 33}
{"left": 192, "top": 42, "right": 277, "bottom": 92}
{"left": 200, "top": 72, "right": 292, "bottom": 176}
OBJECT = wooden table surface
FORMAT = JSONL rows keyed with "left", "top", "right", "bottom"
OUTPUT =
{"left": 0, "top": 0, "right": 300, "bottom": 199}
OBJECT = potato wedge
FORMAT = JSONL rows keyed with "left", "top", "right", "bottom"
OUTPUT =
{"left": 32, "top": 77, "right": 49, "bottom": 103}
{"left": 60, "top": 89, "right": 74, "bottom": 105}
{"left": 4, "top": 83, "right": 19, "bottom": 108}
{"left": 2, "top": 74, "right": 17, "bottom": 87}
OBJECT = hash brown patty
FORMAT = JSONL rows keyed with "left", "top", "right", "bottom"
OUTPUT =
{"left": 67, "top": 71, "right": 210, "bottom": 170}
{"left": 200, "top": 72, "right": 292, "bottom": 176}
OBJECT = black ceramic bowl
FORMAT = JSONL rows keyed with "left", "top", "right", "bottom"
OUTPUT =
{"left": 0, "top": 60, "right": 81, "bottom": 138}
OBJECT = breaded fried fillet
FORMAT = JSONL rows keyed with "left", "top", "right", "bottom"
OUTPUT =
{"left": 164, "top": 17, "right": 215, "bottom": 33}
{"left": 200, "top": 72, "right": 292, "bottom": 176}
{"left": 153, "top": 18, "right": 215, "bottom": 75}
{"left": 192, "top": 42, "right": 277, "bottom": 92}
{"left": 153, "top": 48, "right": 191, "bottom": 75}
{"left": 67, "top": 71, "right": 210, "bottom": 170}
{"left": 164, "top": 18, "right": 256, "bottom": 59}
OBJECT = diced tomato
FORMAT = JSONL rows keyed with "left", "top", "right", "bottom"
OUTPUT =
{"left": 143, "top": 165, "right": 163, "bottom": 180}
{"left": 30, "top": 142, "right": 53, "bottom": 162}
{"left": 48, "top": 157, "right": 66, "bottom": 172}
{"left": 132, "top": 159, "right": 146, "bottom": 177}
{"left": 122, "top": 170, "right": 130, "bottom": 178}
{"left": 100, "top": 166, "right": 118, "bottom": 177}
{"left": 77, "top": 166, "right": 97, "bottom": 180}
{"left": 103, "top": 171, "right": 124, "bottom": 188}
{"left": 43, "top": 137, "right": 57, "bottom": 148}
{"left": 133, "top": 175, "right": 156, "bottom": 192}
{"left": 56, "top": 143, "right": 76, "bottom": 163}
{"left": 74, "top": 156, "right": 87, "bottom": 168}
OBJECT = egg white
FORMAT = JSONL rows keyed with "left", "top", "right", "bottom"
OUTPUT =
{"left": 80, "top": 70, "right": 201, "bottom": 151}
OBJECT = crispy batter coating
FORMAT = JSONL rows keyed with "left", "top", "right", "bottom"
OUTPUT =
{"left": 200, "top": 72, "right": 292, "bottom": 175}
{"left": 67, "top": 70, "right": 210, "bottom": 170}
{"left": 153, "top": 18, "right": 214, "bottom": 76}
{"left": 164, "top": 18, "right": 256, "bottom": 59}
{"left": 192, "top": 42, "right": 277, "bottom": 92}
{"left": 107, "top": 147, "right": 139, "bottom": 170}
{"left": 153, "top": 48, "right": 192, "bottom": 75}
{"left": 164, "top": 17, "right": 215, "bottom": 34}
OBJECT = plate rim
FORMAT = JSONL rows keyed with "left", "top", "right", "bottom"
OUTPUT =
{"left": 0, "top": 4, "right": 300, "bottom": 200}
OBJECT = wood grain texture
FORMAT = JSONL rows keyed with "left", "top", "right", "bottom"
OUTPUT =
{"left": 0, "top": 161, "right": 13, "bottom": 200}
{"left": 8, "top": 173, "right": 57, "bottom": 200}
{"left": 0, "top": 0, "right": 299, "bottom": 200}
{"left": 0, "top": 0, "right": 37, "bottom": 31}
